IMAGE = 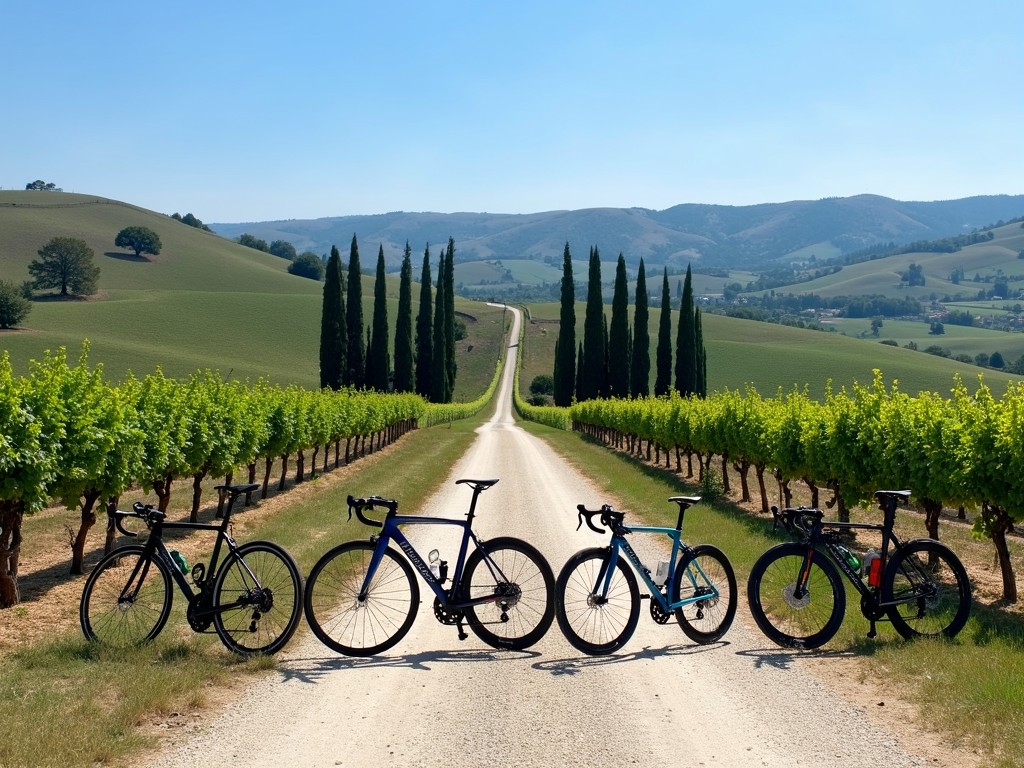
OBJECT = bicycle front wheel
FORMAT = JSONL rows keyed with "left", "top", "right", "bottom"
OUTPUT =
{"left": 304, "top": 541, "right": 419, "bottom": 656}
{"left": 212, "top": 541, "right": 304, "bottom": 655}
{"left": 80, "top": 545, "right": 173, "bottom": 647}
{"left": 461, "top": 537, "right": 555, "bottom": 650}
{"left": 672, "top": 544, "right": 737, "bottom": 644}
{"left": 746, "top": 542, "right": 846, "bottom": 649}
{"left": 884, "top": 539, "right": 971, "bottom": 639}
{"left": 556, "top": 547, "right": 640, "bottom": 655}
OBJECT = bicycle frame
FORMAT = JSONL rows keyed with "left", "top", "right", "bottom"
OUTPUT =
{"left": 598, "top": 525, "right": 719, "bottom": 614}
{"left": 361, "top": 512, "right": 510, "bottom": 611}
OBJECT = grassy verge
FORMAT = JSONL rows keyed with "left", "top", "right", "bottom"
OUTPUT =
{"left": 0, "top": 419, "right": 482, "bottom": 768}
{"left": 523, "top": 421, "right": 1024, "bottom": 768}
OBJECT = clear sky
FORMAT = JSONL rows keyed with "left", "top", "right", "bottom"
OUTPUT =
{"left": 3, "top": 1, "right": 1021, "bottom": 223}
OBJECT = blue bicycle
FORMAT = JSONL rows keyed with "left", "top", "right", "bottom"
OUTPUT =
{"left": 304, "top": 479, "right": 555, "bottom": 656}
{"left": 556, "top": 496, "right": 737, "bottom": 655}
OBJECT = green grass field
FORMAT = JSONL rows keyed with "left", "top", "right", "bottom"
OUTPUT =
{"left": 825, "top": 317, "right": 1024, "bottom": 363}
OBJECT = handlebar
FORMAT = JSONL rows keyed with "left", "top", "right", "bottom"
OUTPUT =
{"left": 770, "top": 505, "right": 824, "bottom": 536}
{"left": 347, "top": 495, "right": 398, "bottom": 529}
{"left": 576, "top": 504, "right": 624, "bottom": 535}
{"left": 107, "top": 501, "right": 166, "bottom": 537}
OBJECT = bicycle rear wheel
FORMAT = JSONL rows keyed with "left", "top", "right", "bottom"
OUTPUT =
{"left": 212, "top": 541, "right": 304, "bottom": 655}
{"left": 304, "top": 541, "right": 419, "bottom": 656}
{"left": 672, "top": 544, "right": 737, "bottom": 644}
{"left": 461, "top": 537, "right": 554, "bottom": 650}
{"left": 556, "top": 547, "right": 640, "bottom": 655}
{"left": 80, "top": 545, "right": 173, "bottom": 647}
{"left": 746, "top": 542, "right": 845, "bottom": 649}
{"left": 884, "top": 539, "right": 971, "bottom": 639}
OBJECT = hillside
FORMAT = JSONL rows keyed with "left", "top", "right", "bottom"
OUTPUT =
{"left": 210, "top": 194, "right": 1024, "bottom": 272}
{"left": 0, "top": 191, "right": 506, "bottom": 398}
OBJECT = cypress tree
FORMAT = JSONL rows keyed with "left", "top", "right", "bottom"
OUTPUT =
{"left": 393, "top": 241, "right": 414, "bottom": 393}
{"left": 655, "top": 268, "right": 672, "bottom": 396}
{"left": 674, "top": 264, "right": 696, "bottom": 396}
{"left": 630, "top": 259, "right": 650, "bottom": 398}
{"left": 553, "top": 242, "right": 575, "bottom": 407}
{"left": 319, "top": 244, "right": 346, "bottom": 390}
{"left": 431, "top": 245, "right": 450, "bottom": 402}
{"left": 694, "top": 306, "right": 707, "bottom": 398}
{"left": 345, "top": 234, "right": 365, "bottom": 388}
{"left": 366, "top": 245, "right": 391, "bottom": 391}
{"left": 443, "top": 237, "right": 457, "bottom": 395}
{"left": 608, "top": 253, "right": 630, "bottom": 397}
{"left": 415, "top": 245, "right": 433, "bottom": 398}
{"left": 575, "top": 342, "right": 584, "bottom": 401}
{"left": 580, "top": 246, "right": 606, "bottom": 401}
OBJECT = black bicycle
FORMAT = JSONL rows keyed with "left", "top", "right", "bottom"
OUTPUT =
{"left": 304, "top": 479, "right": 555, "bottom": 656}
{"left": 80, "top": 484, "right": 304, "bottom": 655}
{"left": 747, "top": 489, "right": 972, "bottom": 649}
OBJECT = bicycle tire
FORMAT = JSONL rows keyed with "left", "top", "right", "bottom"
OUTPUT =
{"left": 883, "top": 538, "right": 972, "bottom": 640}
{"left": 304, "top": 540, "right": 419, "bottom": 656}
{"left": 746, "top": 541, "right": 846, "bottom": 649}
{"left": 555, "top": 547, "right": 640, "bottom": 655}
{"left": 80, "top": 544, "right": 173, "bottom": 647}
{"left": 212, "top": 541, "right": 304, "bottom": 655}
{"left": 461, "top": 537, "right": 555, "bottom": 650}
{"left": 672, "top": 544, "right": 737, "bottom": 644}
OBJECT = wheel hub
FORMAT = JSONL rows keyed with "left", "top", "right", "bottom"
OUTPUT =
{"left": 782, "top": 582, "right": 810, "bottom": 609}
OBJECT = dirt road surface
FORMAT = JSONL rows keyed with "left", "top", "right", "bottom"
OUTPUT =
{"left": 144, "top": 307, "right": 957, "bottom": 768}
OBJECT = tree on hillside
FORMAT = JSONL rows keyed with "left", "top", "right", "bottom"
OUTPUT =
{"left": 288, "top": 252, "right": 324, "bottom": 280}
{"left": 29, "top": 237, "right": 99, "bottom": 296}
{"left": 553, "top": 242, "right": 576, "bottom": 406}
{"left": 608, "top": 253, "right": 631, "bottom": 397}
{"left": 237, "top": 234, "right": 269, "bottom": 252}
{"left": 675, "top": 264, "right": 697, "bottom": 396}
{"left": 319, "top": 245, "right": 346, "bottom": 390}
{"left": 442, "top": 238, "right": 457, "bottom": 392}
{"left": 114, "top": 226, "right": 162, "bottom": 258}
{"left": 366, "top": 245, "right": 391, "bottom": 391}
{"left": 0, "top": 280, "right": 31, "bottom": 329}
{"left": 25, "top": 180, "right": 61, "bottom": 191}
{"left": 270, "top": 240, "right": 298, "bottom": 260}
{"left": 345, "top": 234, "right": 366, "bottom": 388}
{"left": 415, "top": 244, "right": 434, "bottom": 398}
{"left": 431, "top": 243, "right": 452, "bottom": 403}
{"left": 393, "top": 242, "right": 415, "bottom": 393}
{"left": 171, "top": 212, "right": 212, "bottom": 231}
{"left": 630, "top": 259, "right": 650, "bottom": 397}
{"left": 579, "top": 246, "right": 607, "bottom": 401}
{"left": 655, "top": 268, "right": 672, "bottom": 396}
{"left": 694, "top": 307, "right": 707, "bottom": 398}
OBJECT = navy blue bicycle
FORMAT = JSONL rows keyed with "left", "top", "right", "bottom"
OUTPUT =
{"left": 304, "top": 479, "right": 555, "bottom": 656}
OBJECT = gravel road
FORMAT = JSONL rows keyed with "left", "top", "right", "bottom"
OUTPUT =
{"left": 145, "top": 307, "right": 938, "bottom": 768}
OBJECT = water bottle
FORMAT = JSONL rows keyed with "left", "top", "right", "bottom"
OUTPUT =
{"left": 170, "top": 549, "right": 190, "bottom": 574}
{"left": 654, "top": 561, "right": 670, "bottom": 587}
{"left": 429, "top": 560, "right": 441, "bottom": 580}
{"left": 835, "top": 543, "right": 859, "bottom": 571}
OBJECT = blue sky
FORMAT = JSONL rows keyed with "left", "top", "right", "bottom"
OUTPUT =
{"left": 3, "top": 1, "right": 1021, "bottom": 223}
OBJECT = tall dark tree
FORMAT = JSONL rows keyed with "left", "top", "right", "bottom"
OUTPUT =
{"left": 674, "top": 264, "right": 697, "bottom": 396}
{"left": 442, "top": 237, "right": 457, "bottom": 393}
{"left": 393, "top": 241, "right": 415, "bottom": 392}
{"left": 415, "top": 245, "right": 434, "bottom": 398}
{"left": 580, "top": 246, "right": 607, "bottom": 401}
{"left": 655, "top": 268, "right": 672, "bottom": 396}
{"left": 431, "top": 244, "right": 451, "bottom": 402}
{"left": 29, "top": 237, "right": 99, "bottom": 296}
{"left": 319, "top": 245, "right": 346, "bottom": 390}
{"left": 553, "top": 242, "right": 576, "bottom": 407}
{"left": 345, "top": 234, "right": 365, "bottom": 388}
{"left": 694, "top": 306, "right": 707, "bottom": 398}
{"left": 630, "top": 259, "right": 650, "bottom": 397}
{"left": 608, "top": 253, "right": 631, "bottom": 397}
{"left": 575, "top": 342, "right": 584, "bottom": 401}
{"left": 366, "top": 245, "right": 391, "bottom": 391}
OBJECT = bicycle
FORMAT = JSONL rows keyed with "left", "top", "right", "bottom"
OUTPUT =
{"left": 80, "top": 483, "right": 304, "bottom": 656}
{"left": 556, "top": 496, "right": 737, "bottom": 655}
{"left": 303, "top": 478, "right": 555, "bottom": 656}
{"left": 746, "top": 489, "right": 972, "bottom": 649}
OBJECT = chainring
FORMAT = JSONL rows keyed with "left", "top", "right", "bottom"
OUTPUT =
{"left": 433, "top": 597, "right": 464, "bottom": 626}
{"left": 650, "top": 596, "right": 672, "bottom": 624}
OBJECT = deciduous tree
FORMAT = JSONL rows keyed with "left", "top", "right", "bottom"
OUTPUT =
{"left": 114, "top": 226, "right": 162, "bottom": 258}
{"left": 0, "top": 281, "right": 31, "bottom": 329}
{"left": 29, "top": 237, "right": 99, "bottom": 296}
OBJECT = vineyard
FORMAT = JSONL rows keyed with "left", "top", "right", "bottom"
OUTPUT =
{"left": 517, "top": 370, "right": 1024, "bottom": 603}
{"left": 0, "top": 345, "right": 501, "bottom": 608}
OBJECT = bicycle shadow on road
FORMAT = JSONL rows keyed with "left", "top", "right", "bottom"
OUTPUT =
{"left": 533, "top": 641, "right": 728, "bottom": 677}
{"left": 274, "top": 647, "right": 542, "bottom": 684}
{"left": 734, "top": 647, "right": 857, "bottom": 671}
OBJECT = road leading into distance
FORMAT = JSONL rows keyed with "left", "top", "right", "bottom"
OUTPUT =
{"left": 146, "top": 306, "right": 943, "bottom": 768}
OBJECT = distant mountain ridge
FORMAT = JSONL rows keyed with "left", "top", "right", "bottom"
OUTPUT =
{"left": 210, "top": 194, "right": 1024, "bottom": 271}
